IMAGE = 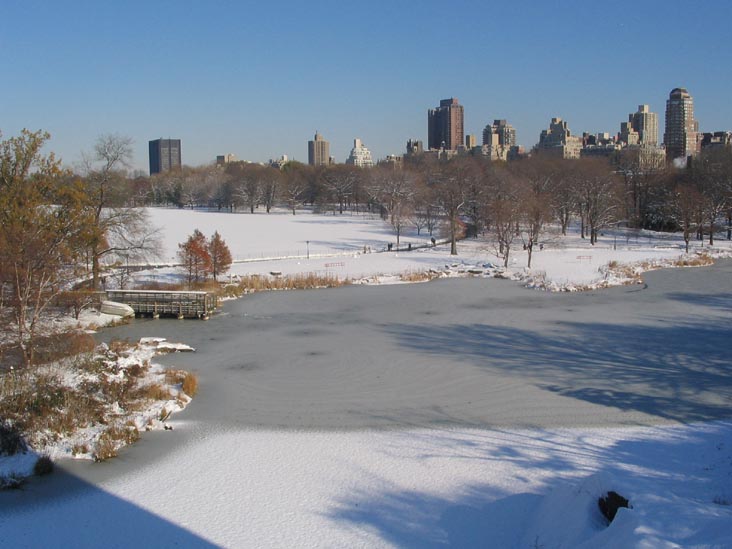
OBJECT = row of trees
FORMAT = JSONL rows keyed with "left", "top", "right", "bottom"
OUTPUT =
{"left": 111, "top": 150, "right": 732, "bottom": 259}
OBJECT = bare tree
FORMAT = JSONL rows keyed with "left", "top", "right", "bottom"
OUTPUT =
{"left": 226, "top": 162, "right": 263, "bottom": 214}
{"left": 427, "top": 158, "right": 475, "bottom": 255}
{"left": 571, "top": 159, "right": 621, "bottom": 245}
{"left": 511, "top": 158, "right": 554, "bottom": 268}
{"left": 260, "top": 167, "right": 281, "bottom": 213}
{"left": 693, "top": 149, "right": 731, "bottom": 245}
{"left": 81, "top": 134, "right": 160, "bottom": 289}
{"left": 320, "top": 165, "right": 359, "bottom": 214}
{"left": 281, "top": 164, "right": 308, "bottom": 214}
{"left": 412, "top": 173, "right": 438, "bottom": 236}
{"left": 368, "top": 166, "right": 416, "bottom": 248}
{"left": 616, "top": 148, "right": 666, "bottom": 229}
{"left": 667, "top": 171, "right": 703, "bottom": 253}
{"left": 485, "top": 168, "right": 520, "bottom": 267}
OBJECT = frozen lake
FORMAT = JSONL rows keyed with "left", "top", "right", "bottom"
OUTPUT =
{"left": 101, "top": 258, "right": 732, "bottom": 431}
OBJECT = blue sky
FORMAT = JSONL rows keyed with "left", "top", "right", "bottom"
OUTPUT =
{"left": 2, "top": 1, "right": 731, "bottom": 172}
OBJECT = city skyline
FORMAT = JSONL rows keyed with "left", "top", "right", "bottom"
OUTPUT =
{"left": 2, "top": 1, "right": 731, "bottom": 172}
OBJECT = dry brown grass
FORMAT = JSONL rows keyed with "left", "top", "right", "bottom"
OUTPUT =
{"left": 237, "top": 273, "right": 350, "bottom": 293}
{"left": 163, "top": 368, "right": 198, "bottom": 397}
{"left": 399, "top": 270, "right": 440, "bottom": 283}
{"left": 141, "top": 382, "right": 171, "bottom": 401}
{"left": 181, "top": 372, "right": 198, "bottom": 397}
{"left": 93, "top": 423, "right": 141, "bottom": 461}
{"left": 671, "top": 253, "right": 714, "bottom": 267}
{"left": 108, "top": 339, "right": 133, "bottom": 355}
{"left": 19, "top": 331, "right": 97, "bottom": 366}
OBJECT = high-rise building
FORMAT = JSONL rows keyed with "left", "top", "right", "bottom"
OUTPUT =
{"left": 664, "top": 88, "right": 699, "bottom": 162}
{"left": 428, "top": 98, "right": 464, "bottom": 150}
{"left": 630, "top": 105, "right": 659, "bottom": 147}
{"left": 536, "top": 118, "right": 582, "bottom": 159}
{"left": 465, "top": 134, "right": 477, "bottom": 149}
{"left": 345, "top": 138, "right": 374, "bottom": 167}
{"left": 482, "top": 119, "right": 517, "bottom": 148}
{"left": 149, "top": 138, "right": 181, "bottom": 175}
{"left": 619, "top": 122, "right": 640, "bottom": 146}
{"left": 308, "top": 132, "right": 330, "bottom": 166}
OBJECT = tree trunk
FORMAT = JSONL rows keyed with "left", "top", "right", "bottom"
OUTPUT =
{"left": 92, "top": 248, "right": 101, "bottom": 290}
{"left": 709, "top": 214, "right": 715, "bottom": 245}
{"left": 527, "top": 239, "right": 534, "bottom": 269}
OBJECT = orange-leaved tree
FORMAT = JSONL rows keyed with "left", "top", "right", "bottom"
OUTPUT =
{"left": 207, "top": 231, "right": 232, "bottom": 282}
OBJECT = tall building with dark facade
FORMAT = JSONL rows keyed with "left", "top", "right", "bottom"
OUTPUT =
{"left": 664, "top": 88, "right": 699, "bottom": 162}
{"left": 308, "top": 132, "right": 330, "bottom": 166}
{"left": 149, "top": 139, "right": 181, "bottom": 175}
{"left": 428, "top": 98, "right": 464, "bottom": 150}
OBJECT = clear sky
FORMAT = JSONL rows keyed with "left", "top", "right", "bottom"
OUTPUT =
{"left": 2, "top": 1, "right": 731, "bottom": 173}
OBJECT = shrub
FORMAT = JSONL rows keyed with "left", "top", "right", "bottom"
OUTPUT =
{"left": 32, "top": 331, "right": 96, "bottom": 365}
{"left": 71, "top": 443, "right": 89, "bottom": 457}
{"left": 181, "top": 372, "right": 198, "bottom": 397}
{"left": 0, "top": 421, "right": 27, "bottom": 456}
{"left": 33, "top": 455, "right": 54, "bottom": 476}
{"left": 93, "top": 432, "right": 117, "bottom": 462}
{"left": 93, "top": 424, "right": 139, "bottom": 461}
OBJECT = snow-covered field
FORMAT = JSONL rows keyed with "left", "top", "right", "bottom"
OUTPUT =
{"left": 3, "top": 207, "right": 732, "bottom": 548}
{"left": 136, "top": 207, "right": 732, "bottom": 290}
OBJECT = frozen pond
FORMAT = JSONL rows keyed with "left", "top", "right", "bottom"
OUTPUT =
{"left": 101, "top": 259, "right": 732, "bottom": 431}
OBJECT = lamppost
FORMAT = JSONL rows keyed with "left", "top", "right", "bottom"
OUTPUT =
{"left": 306, "top": 240, "right": 310, "bottom": 259}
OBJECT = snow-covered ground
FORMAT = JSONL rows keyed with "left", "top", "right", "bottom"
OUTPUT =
{"left": 5, "top": 421, "right": 732, "bottom": 547}
{"left": 3, "top": 207, "right": 732, "bottom": 547}
{"left": 135, "top": 207, "right": 732, "bottom": 290}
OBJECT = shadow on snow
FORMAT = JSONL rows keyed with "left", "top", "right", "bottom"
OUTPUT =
{"left": 387, "top": 312, "right": 732, "bottom": 424}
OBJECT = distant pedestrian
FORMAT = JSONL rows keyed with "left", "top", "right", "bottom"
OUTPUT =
{"left": 431, "top": 237, "right": 436, "bottom": 246}
{"left": 388, "top": 243, "right": 393, "bottom": 251}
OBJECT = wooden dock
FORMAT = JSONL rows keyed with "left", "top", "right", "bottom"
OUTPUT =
{"left": 105, "top": 290, "right": 218, "bottom": 319}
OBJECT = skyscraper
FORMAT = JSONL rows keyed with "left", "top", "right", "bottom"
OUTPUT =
{"left": 630, "top": 104, "right": 659, "bottom": 147}
{"left": 308, "top": 132, "right": 330, "bottom": 166}
{"left": 428, "top": 98, "right": 464, "bottom": 150}
{"left": 149, "top": 138, "right": 181, "bottom": 175}
{"left": 664, "top": 88, "right": 699, "bottom": 162}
